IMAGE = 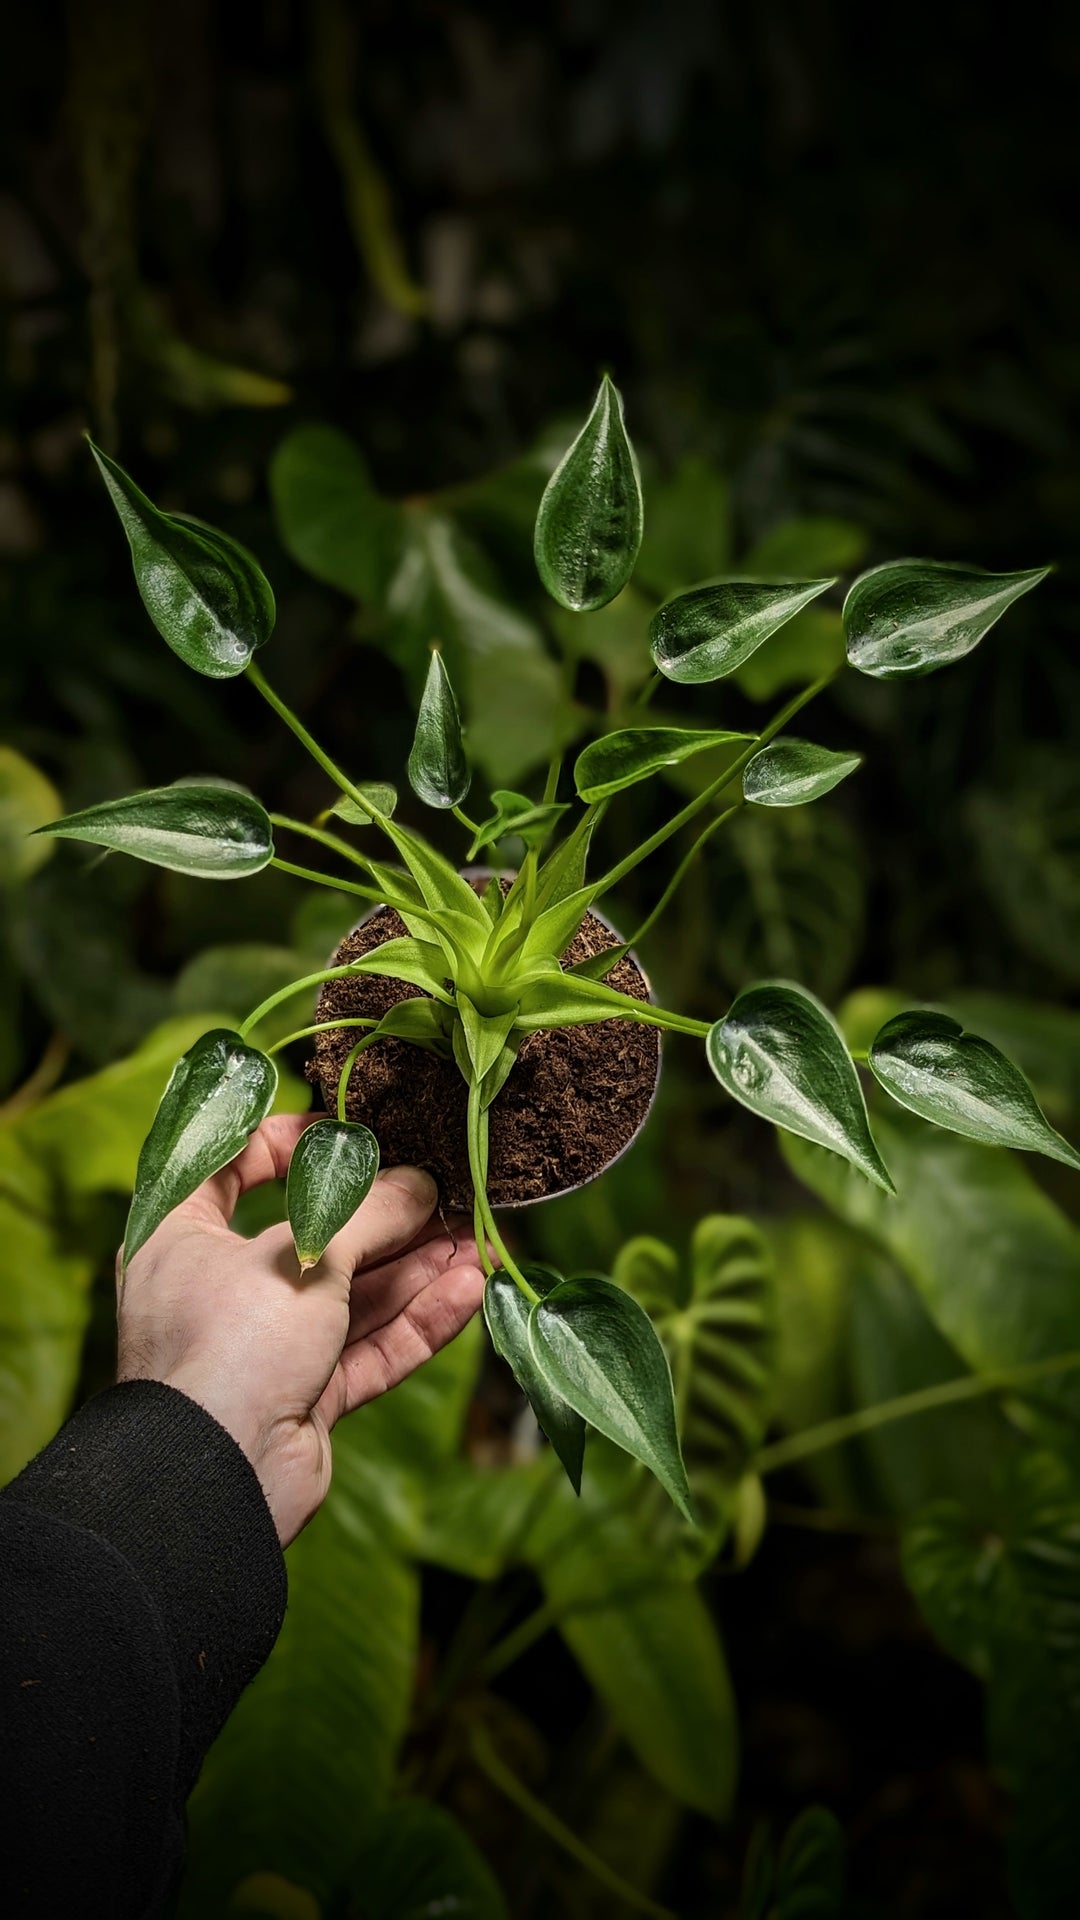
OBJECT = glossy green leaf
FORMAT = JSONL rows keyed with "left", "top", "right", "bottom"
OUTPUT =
{"left": 407, "top": 651, "right": 470, "bottom": 810}
{"left": 615, "top": 1217, "right": 777, "bottom": 1548}
{"left": 350, "top": 1801, "right": 508, "bottom": 1920}
{"left": 515, "top": 969, "right": 656, "bottom": 1032}
{"left": 348, "top": 936, "right": 454, "bottom": 1003}
{"left": 533, "top": 374, "right": 643, "bottom": 612}
{"left": 380, "top": 822, "right": 492, "bottom": 944}
{"left": 707, "top": 980, "right": 893, "bottom": 1191}
{"left": 870, "top": 1010, "right": 1080, "bottom": 1169}
{"left": 369, "top": 997, "right": 453, "bottom": 1053}
{"left": 34, "top": 783, "right": 274, "bottom": 879}
{"left": 574, "top": 726, "right": 751, "bottom": 802}
{"left": 123, "top": 1029, "right": 278, "bottom": 1265}
{"left": 329, "top": 784, "right": 398, "bottom": 825}
{"left": 467, "top": 791, "right": 569, "bottom": 859}
{"left": 484, "top": 1266, "right": 586, "bottom": 1492}
{"left": 456, "top": 998, "right": 518, "bottom": 1083}
{"left": 743, "top": 737, "right": 862, "bottom": 808}
{"left": 0, "top": 747, "right": 61, "bottom": 884}
{"left": 89, "top": 440, "right": 275, "bottom": 676}
{"left": 843, "top": 559, "right": 1050, "bottom": 679}
{"left": 269, "top": 424, "right": 402, "bottom": 602}
{"left": 286, "top": 1118, "right": 380, "bottom": 1270}
{"left": 650, "top": 577, "right": 835, "bottom": 683}
{"left": 527, "top": 1275, "right": 693, "bottom": 1521}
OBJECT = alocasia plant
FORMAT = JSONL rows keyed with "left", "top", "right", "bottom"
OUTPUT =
{"left": 36, "top": 380, "right": 1075, "bottom": 1522}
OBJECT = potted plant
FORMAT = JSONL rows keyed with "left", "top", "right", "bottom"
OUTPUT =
{"left": 37, "top": 378, "right": 1077, "bottom": 1520}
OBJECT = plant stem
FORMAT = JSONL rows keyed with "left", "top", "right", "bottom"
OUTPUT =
{"left": 453, "top": 803, "right": 481, "bottom": 835}
{"left": 238, "top": 962, "right": 379, "bottom": 1040}
{"left": 623, "top": 805, "right": 741, "bottom": 951}
{"left": 337, "top": 1029, "right": 382, "bottom": 1121}
{"left": 757, "top": 1348, "right": 1080, "bottom": 1475}
{"left": 266, "top": 1018, "right": 377, "bottom": 1056}
{"left": 270, "top": 855, "right": 386, "bottom": 904}
{"left": 467, "top": 1083, "right": 538, "bottom": 1302}
{"left": 247, "top": 661, "right": 386, "bottom": 825}
{"left": 271, "top": 813, "right": 378, "bottom": 873}
{"left": 0, "top": 1033, "right": 70, "bottom": 1120}
{"left": 592, "top": 670, "right": 838, "bottom": 899}
{"left": 469, "top": 1725, "right": 678, "bottom": 1920}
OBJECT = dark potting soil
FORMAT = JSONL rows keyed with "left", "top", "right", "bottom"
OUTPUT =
{"left": 306, "top": 892, "right": 660, "bottom": 1209}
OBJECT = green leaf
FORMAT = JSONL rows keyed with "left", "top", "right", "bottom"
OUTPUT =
{"left": 34, "top": 783, "right": 274, "bottom": 879}
{"left": 533, "top": 374, "right": 643, "bottom": 612}
{"left": 484, "top": 1267, "right": 586, "bottom": 1492}
{"left": 615, "top": 1217, "right": 777, "bottom": 1548}
{"left": 269, "top": 425, "right": 402, "bottom": 602}
{"left": 380, "top": 822, "right": 492, "bottom": 947}
{"left": 123, "top": 1029, "right": 278, "bottom": 1265}
{"left": 707, "top": 980, "right": 893, "bottom": 1191}
{"left": 329, "top": 784, "right": 398, "bottom": 824}
{"left": 467, "top": 791, "right": 569, "bottom": 860}
{"left": 456, "top": 998, "right": 519, "bottom": 1083}
{"left": 843, "top": 559, "right": 1050, "bottom": 680}
{"left": 348, "top": 935, "right": 454, "bottom": 1003}
{"left": 775, "top": 1807, "right": 845, "bottom": 1920}
{"left": 635, "top": 455, "right": 731, "bottom": 601}
{"left": 903, "top": 1453, "right": 1080, "bottom": 1920}
{"left": 0, "top": 747, "right": 61, "bottom": 885}
{"left": 743, "top": 738, "right": 862, "bottom": 808}
{"left": 574, "top": 726, "right": 752, "bottom": 803}
{"left": 465, "top": 644, "right": 570, "bottom": 789}
{"left": 350, "top": 1801, "right": 508, "bottom": 1920}
{"left": 527, "top": 1275, "right": 694, "bottom": 1520}
{"left": 732, "top": 606, "right": 847, "bottom": 703}
{"left": 650, "top": 578, "right": 835, "bottom": 684}
{"left": 89, "top": 440, "right": 275, "bottom": 676}
{"left": 515, "top": 969, "right": 656, "bottom": 1032}
{"left": 970, "top": 750, "right": 1080, "bottom": 984}
{"left": 743, "top": 515, "right": 868, "bottom": 581}
{"left": 407, "top": 650, "right": 471, "bottom": 810}
{"left": 286, "top": 1118, "right": 380, "bottom": 1270}
{"left": 870, "top": 1011, "right": 1080, "bottom": 1170}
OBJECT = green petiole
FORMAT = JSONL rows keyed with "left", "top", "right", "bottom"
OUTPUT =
{"left": 466, "top": 1081, "right": 538, "bottom": 1302}
{"left": 266, "top": 1017, "right": 378, "bottom": 1056}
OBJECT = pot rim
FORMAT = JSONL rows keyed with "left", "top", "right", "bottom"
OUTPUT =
{"left": 325, "top": 871, "right": 662, "bottom": 1208}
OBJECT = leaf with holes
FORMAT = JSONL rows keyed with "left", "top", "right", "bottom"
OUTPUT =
{"left": 574, "top": 726, "right": 751, "bottom": 802}
{"left": 408, "top": 651, "right": 470, "bottom": 810}
{"left": 286, "top": 1119, "right": 380, "bottom": 1271}
{"left": 870, "top": 1011, "right": 1080, "bottom": 1170}
{"left": 743, "top": 738, "right": 862, "bottom": 808}
{"left": 650, "top": 578, "right": 835, "bottom": 683}
{"left": 34, "top": 784, "right": 274, "bottom": 879}
{"left": 89, "top": 441, "right": 275, "bottom": 676}
{"left": 527, "top": 1275, "right": 693, "bottom": 1520}
{"left": 123, "top": 1029, "right": 278, "bottom": 1265}
{"left": 484, "top": 1266, "right": 586, "bottom": 1492}
{"left": 707, "top": 981, "right": 893, "bottom": 1191}
{"left": 843, "top": 559, "right": 1050, "bottom": 680}
{"left": 534, "top": 374, "right": 643, "bottom": 612}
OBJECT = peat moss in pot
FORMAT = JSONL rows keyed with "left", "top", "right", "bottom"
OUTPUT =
{"left": 307, "top": 879, "right": 660, "bottom": 1211}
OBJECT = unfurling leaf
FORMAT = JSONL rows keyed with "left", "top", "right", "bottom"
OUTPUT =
{"left": 743, "top": 738, "right": 862, "bottom": 808}
{"left": 467, "top": 791, "right": 569, "bottom": 859}
{"left": 408, "top": 650, "right": 471, "bottom": 809}
{"left": 515, "top": 970, "right": 657, "bottom": 1032}
{"left": 533, "top": 374, "right": 643, "bottom": 612}
{"left": 574, "top": 726, "right": 751, "bottom": 802}
{"left": 484, "top": 1266, "right": 586, "bottom": 1491}
{"left": 123, "top": 1029, "right": 278, "bottom": 1265}
{"left": 649, "top": 578, "right": 835, "bottom": 684}
{"left": 527, "top": 1275, "right": 694, "bottom": 1520}
{"left": 843, "top": 559, "right": 1050, "bottom": 680}
{"left": 869, "top": 1010, "right": 1080, "bottom": 1170}
{"left": 329, "top": 785, "right": 398, "bottom": 825}
{"left": 34, "top": 784, "right": 274, "bottom": 878}
{"left": 89, "top": 440, "right": 275, "bottom": 677}
{"left": 286, "top": 1118, "right": 380, "bottom": 1270}
{"left": 707, "top": 980, "right": 893, "bottom": 1191}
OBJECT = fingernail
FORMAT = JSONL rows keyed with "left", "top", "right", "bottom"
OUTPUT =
{"left": 379, "top": 1164, "right": 437, "bottom": 1203}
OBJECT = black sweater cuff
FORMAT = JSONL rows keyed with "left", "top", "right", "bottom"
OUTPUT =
{"left": 6, "top": 1379, "right": 287, "bottom": 1790}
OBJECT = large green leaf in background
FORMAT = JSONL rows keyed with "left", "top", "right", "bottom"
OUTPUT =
{"left": 347, "top": 1801, "right": 508, "bottom": 1919}
{"left": 904, "top": 1452, "right": 1080, "bottom": 1920}
{"left": 180, "top": 1322, "right": 482, "bottom": 1913}
{"left": 269, "top": 424, "right": 402, "bottom": 602}
{"left": 705, "top": 806, "right": 866, "bottom": 1003}
{"left": 969, "top": 749, "right": 1080, "bottom": 985}
{"left": 0, "top": 746, "right": 61, "bottom": 884}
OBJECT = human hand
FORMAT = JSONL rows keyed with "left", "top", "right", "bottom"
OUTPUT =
{"left": 115, "top": 1112, "right": 485, "bottom": 1547}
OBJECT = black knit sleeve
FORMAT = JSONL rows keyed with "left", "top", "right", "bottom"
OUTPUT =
{"left": 0, "top": 1380, "right": 288, "bottom": 1919}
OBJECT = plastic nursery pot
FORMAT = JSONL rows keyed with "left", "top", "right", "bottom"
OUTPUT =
{"left": 306, "top": 876, "right": 660, "bottom": 1211}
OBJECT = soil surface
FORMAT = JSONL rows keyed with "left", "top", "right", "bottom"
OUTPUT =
{"left": 307, "top": 886, "right": 660, "bottom": 1209}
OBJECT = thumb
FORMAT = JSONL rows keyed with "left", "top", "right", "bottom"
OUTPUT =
{"left": 307, "top": 1165, "right": 439, "bottom": 1282}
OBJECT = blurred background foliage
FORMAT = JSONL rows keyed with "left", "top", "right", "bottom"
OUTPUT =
{"left": 3, "top": 2, "right": 1080, "bottom": 1916}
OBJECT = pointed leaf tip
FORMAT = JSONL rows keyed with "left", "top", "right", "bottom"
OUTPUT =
{"left": 843, "top": 559, "right": 1051, "bottom": 680}
{"left": 870, "top": 1010, "right": 1080, "bottom": 1169}
{"left": 534, "top": 376, "right": 643, "bottom": 612}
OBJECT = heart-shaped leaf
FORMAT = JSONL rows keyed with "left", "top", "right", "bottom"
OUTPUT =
{"left": 408, "top": 650, "right": 471, "bottom": 809}
{"left": 650, "top": 578, "right": 835, "bottom": 684}
{"left": 329, "top": 785, "right": 398, "bottom": 825}
{"left": 574, "top": 726, "right": 752, "bottom": 802}
{"left": 33, "top": 783, "right": 274, "bottom": 878}
{"left": 707, "top": 980, "right": 893, "bottom": 1191}
{"left": 869, "top": 1010, "right": 1080, "bottom": 1170}
{"left": 527, "top": 1275, "right": 694, "bottom": 1520}
{"left": 123, "top": 1029, "right": 278, "bottom": 1265}
{"left": 286, "top": 1118, "right": 380, "bottom": 1270}
{"left": 843, "top": 559, "right": 1050, "bottom": 680}
{"left": 467, "top": 791, "right": 569, "bottom": 859}
{"left": 533, "top": 374, "right": 643, "bottom": 612}
{"left": 742, "top": 737, "right": 862, "bottom": 808}
{"left": 484, "top": 1266, "right": 586, "bottom": 1492}
{"left": 89, "top": 440, "right": 275, "bottom": 677}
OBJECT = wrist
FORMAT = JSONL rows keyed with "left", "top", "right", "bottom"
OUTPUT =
{"left": 157, "top": 1370, "right": 330, "bottom": 1547}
